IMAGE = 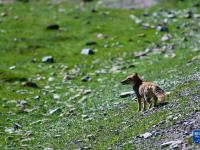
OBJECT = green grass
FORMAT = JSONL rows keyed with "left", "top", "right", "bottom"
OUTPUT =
{"left": 0, "top": 0, "right": 200, "bottom": 149}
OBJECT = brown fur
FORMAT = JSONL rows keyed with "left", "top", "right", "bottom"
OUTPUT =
{"left": 121, "top": 73, "right": 165, "bottom": 111}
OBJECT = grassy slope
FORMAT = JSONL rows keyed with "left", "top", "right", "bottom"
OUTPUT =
{"left": 0, "top": 0, "right": 200, "bottom": 149}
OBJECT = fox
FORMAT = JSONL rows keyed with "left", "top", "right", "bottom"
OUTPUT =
{"left": 121, "top": 73, "right": 165, "bottom": 112}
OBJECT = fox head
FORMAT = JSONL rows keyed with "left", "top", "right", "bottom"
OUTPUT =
{"left": 121, "top": 73, "right": 141, "bottom": 85}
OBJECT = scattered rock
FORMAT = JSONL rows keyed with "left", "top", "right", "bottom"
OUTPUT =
{"left": 5, "top": 127, "right": 15, "bottom": 134}
{"left": 96, "top": 33, "right": 104, "bottom": 39}
{"left": 134, "top": 48, "right": 150, "bottom": 58}
{"left": 129, "top": 14, "right": 142, "bottom": 24}
{"left": 13, "top": 123, "right": 21, "bottom": 130}
{"left": 191, "top": 55, "right": 200, "bottom": 62}
{"left": 48, "top": 77, "right": 55, "bottom": 82}
{"left": 139, "top": 132, "right": 152, "bottom": 139}
{"left": 83, "top": 89, "right": 92, "bottom": 95}
{"left": 46, "top": 24, "right": 59, "bottom": 30}
{"left": 82, "top": 114, "right": 89, "bottom": 119}
{"left": 119, "top": 91, "right": 134, "bottom": 98}
{"left": 81, "top": 76, "right": 91, "bottom": 82}
{"left": 1, "top": 12, "right": 7, "bottom": 17}
{"left": 16, "top": 100, "right": 28, "bottom": 108}
{"left": 81, "top": 48, "right": 94, "bottom": 55}
{"left": 160, "top": 140, "right": 183, "bottom": 149}
{"left": 184, "top": 11, "right": 193, "bottom": 19}
{"left": 9, "top": 66, "right": 16, "bottom": 70}
{"left": 42, "top": 56, "right": 54, "bottom": 63}
{"left": 46, "top": 107, "right": 61, "bottom": 116}
{"left": 161, "top": 34, "right": 171, "bottom": 41}
{"left": 21, "top": 138, "right": 34, "bottom": 143}
{"left": 44, "top": 148, "right": 53, "bottom": 150}
{"left": 87, "top": 134, "right": 96, "bottom": 141}
{"left": 156, "top": 25, "right": 169, "bottom": 32}
{"left": 53, "top": 94, "right": 60, "bottom": 100}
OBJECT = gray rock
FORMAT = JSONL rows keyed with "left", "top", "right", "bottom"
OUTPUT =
{"left": 156, "top": 25, "right": 169, "bottom": 32}
{"left": 46, "top": 107, "right": 61, "bottom": 116}
{"left": 82, "top": 114, "right": 89, "bottom": 119}
{"left": 53, "top": 94, "right": 60, "bottom": 100}
{"left": 83, "top": 89, "right": 92, "bottom": 95}
{"left": 13, "top": 123, "right": 21, "bottom": 129}
{"left": 160, "top": 140, "right": 183, "bottom": 148}
{"left": 139, "top": 132, "right": 152, "bottom": 139}
{"left": 81, "top": 48, "right": 94, "bottom": 55}
{"left": 33, "top": 95, "right": 40, "bottom": 100}
{"left": 9, "top": 66, "right": 16, "bottom": 70}
{"left": 44, "top": 148, "right": 53, "bottom": 150}
{"left": 81, "top": 76, "right": 91, "bottom": 82}
{"left": 161, "top": 34, "right": 171, "bottom": 41}
{"left": 134, "top": 48, "right": 150, "bottom": 58}
{"left": 42, "top": 56, "right": 54, "bottom": 63}
{"left": 87, "top": 134, "right": 96, "bottom": 141}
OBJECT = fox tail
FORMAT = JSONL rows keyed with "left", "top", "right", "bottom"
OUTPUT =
{"left": 154, "top": 86, "right": 165, "bottom": 103}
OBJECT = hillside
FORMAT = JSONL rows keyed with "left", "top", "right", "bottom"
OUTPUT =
{"left": 0, "top": 0, "right": 200, "bottom": 149}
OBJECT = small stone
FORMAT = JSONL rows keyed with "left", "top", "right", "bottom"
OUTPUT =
{"left": 81, "top": 76, "right": 91, "bottom": 82}
{"left": 13, "top": 123, "right": 21, "bottom": 130}
{"left": 191, "top": 55, "right": 200, "bottom": 61}
{"left": 82, "top": 114, "right": 89, "bottom": 119}
{"left": 119, "top": 91, "right": 134, "bottom": 98}
{"left": 160, "top": 140, "right": 183, "bottom": 148}
{"left": 156, "top": 25, "right": 169, "bottom": 32}
{"left": 83, "top": 89, "right": 92, "bottom": 95}
{"left": 42, "top": 56, "right": 54, "bottom": 63}
{"left": 47, "top": 108, "right": 61, "bottom": 116}
{"left": 53, "top": 94, "right": 60, "bottom": 100}
{"left": 134, "top": 48, "right": 150, "bottom": 58}
{"left": 194, "top": 14, "right": 200, "bottom": 19}
{"left": 81, "top": 48, "right": 94, "bottom": 55}
{"left": 167, "top": 13, "right": 176, "bottom": 19}
{"left": 9, "top": 66, "right": 16, "bottom": 70}
{"left": 161, "top": 34, "right": 171, "bottom": 41}
{"left": 184, "top": 11, "right": 193, "bottom": 19}
{"left": 139, "top": 132, "right": 152, "bottom": 139}
{"left": 16, "top": 100, "right": 28, "bottom": 108}
{"left": 46, "top": 24, "right": 59, "bottom": 30}
{"left": 33, "top": 95, "right": 40, "bottom": 100}
{"left": 87, "top": 134, "right": 96, "bottom": 141}
{"left": 96, "top": 33, "right": 104, "bottom": 39}
{"left": 48, "top": 77, "right": 55, "bottom": 82}
{"left": 1, "top": 12, "right": 7, "bottom": 17}
{"left": 44, "top": 148, "right": 53, "bottom": 150}
{"left": 5, "top": 127, "right": 15, "bottom": 134}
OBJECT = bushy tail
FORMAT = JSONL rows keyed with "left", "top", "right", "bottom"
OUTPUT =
{"left": 154, "top": 86, "right": 165, "bottom": 103}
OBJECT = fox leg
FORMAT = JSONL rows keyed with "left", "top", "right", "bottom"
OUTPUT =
{"left": 153, "top": 96, "right": 158, "bottom": 107}
{"left": 143, "top": 100, "right": 147, "bottom": 111}
{"left": 137, "top": 98, "right": 142, "bottom": 112}
{"left": 144, "top": 97, "right": 151, "bottom": 110}
{"left": 149, "top": 100, "right": 153, "bottom": 109}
